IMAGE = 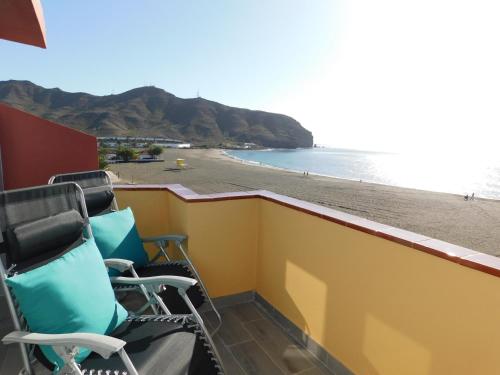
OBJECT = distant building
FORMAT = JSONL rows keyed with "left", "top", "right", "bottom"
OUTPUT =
{"left": 98, "top": 136, "right": 190, "bottom": 148}
{"left": 153, "top": 142, "right": 191, "bottom": 149}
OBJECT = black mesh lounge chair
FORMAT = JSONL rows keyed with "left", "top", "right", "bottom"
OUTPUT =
{"left": 0, "top": 183, "right": 224, "bottom": 374}
{"left": 49, "top": 170, "right": 222, "bottom": 331}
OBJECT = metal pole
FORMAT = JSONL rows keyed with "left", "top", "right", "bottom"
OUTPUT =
{"left": 118, "top": 348, "right": 139, "bottom": 375}
{"left": 180, "top": 291, "right": 226, "bottom": 374}
{"left": 0, "top": 262, "right": 32, "bottom": 374}
{"left": 177, "top": 242, "right": 222, "bottom": 334}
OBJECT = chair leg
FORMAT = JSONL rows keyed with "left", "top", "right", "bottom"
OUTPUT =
{"left": 59, "top": 359, "right": 83, "bottom": 375}
{"left": 18, "top": 345, "right": 33, "bottom": 375}
{"left": 129, "top": 267, "right": 163, "bottom": 315}
{"left": 157, "top": 241, "right": 171, "bottom": 262}
{"left": 180, "top": 291, "right": 225, "bottom": 374}
{"left": 54, "top": 347, "right": 83, "bottom": 375}
{"left": 176, "top": 241, "right": 222, "bottom": 334}
{"left": 150, "top": 286, "right": 172, "bottom": 315}
{"left": 0, "top": 262, "right": 33, "bottom": 375}
{"left": 118, "top": 348, "right": 139, "bottom": 375}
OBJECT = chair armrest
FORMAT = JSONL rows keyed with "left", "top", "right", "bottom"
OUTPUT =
{"left": 2, "top": 331, "right": 126, "bottom": 359}
{"left": 110, "top": 275, "right": 197, "bottom": 291}
{"left": 141, "top": 234, "right": 187, "bottom": 244}
{"left": 104, "top": 258, "right": 134, "bottom": 273}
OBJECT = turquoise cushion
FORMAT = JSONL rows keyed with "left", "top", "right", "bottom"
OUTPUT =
{"left": 90, "top": 207, "right": 149, "bottom": 276}
{"left": 6, "top": 238, "right": 128, "bottom": 371}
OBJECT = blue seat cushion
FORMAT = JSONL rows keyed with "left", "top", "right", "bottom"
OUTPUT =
{"left": 89, "top": 207, "right": 149, "bottom": 275}
{"left": 6, "top": 238, "right": 128, "bottom": 371}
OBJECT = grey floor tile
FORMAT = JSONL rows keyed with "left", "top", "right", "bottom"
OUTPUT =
{"left": 0, "top": 346, "right": 6, "bottom": 372}
{"left": 245, "top": 319, "right": 315, "bottom": 374}
{"left": 204, "top": 308, "right": 251, "bottom": 346}
{"left": 213, "top": 335, "right": 246, "bottom": 375}
{"left": 201, "top": 311, "right": 214, "bottom": 331}
{"left": 0, "top": 300, "right": 10, "bottom": 321}
{"left": 203, "top": 310, "right": 247, "bottom": 374}
{"left": 229, "top": 302, "right": 263, "bottom": 322}
{"left": 230, "top": 340, "right": 285, "bottom": 375}
{"left": 0, "top": 344, "right": 23, "bottom": 374}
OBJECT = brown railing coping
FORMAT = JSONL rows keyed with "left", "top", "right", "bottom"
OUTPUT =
{"left": 115, "top": 184, "right": 498, "bottom": 278}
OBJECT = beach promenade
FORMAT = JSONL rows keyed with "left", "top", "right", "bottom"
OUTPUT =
{"left": 110, "top": 149, "right": 500, "bottom": 257}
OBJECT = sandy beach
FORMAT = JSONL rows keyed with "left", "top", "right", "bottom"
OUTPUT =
{"left": 109, "top": 149, "right": 500, "bottom": 257}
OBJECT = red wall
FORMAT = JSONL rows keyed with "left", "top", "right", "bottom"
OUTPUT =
{"left": 0, "top": 103, "right": 98, "bottom": 190}
{"left": 0, "top": 0, "right": 46, "bottom": 48}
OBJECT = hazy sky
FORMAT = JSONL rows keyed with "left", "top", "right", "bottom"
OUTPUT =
{"left": 1, "top": 1, "right": 499, "bottom": 152}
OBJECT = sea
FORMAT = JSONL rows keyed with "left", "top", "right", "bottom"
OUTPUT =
{"left": 226, "top": 148, "right": 500, "bottom": 200}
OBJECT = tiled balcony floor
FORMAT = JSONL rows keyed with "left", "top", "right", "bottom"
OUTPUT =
{"left": 0, "top": 297, "right": 332, "bottom": 374}
{"left": 202, "top": 302, "right": 332, "bottom": 374}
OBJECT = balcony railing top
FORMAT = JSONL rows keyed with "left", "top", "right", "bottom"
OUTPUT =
{"left": 116, "top": 183, "right": 500, "bottom": 279}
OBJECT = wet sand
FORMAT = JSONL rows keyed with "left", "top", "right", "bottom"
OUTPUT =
{"left": 109, "top": 149, "right": 500, "bottom": 257}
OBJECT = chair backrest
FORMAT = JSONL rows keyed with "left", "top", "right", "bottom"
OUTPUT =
{"left": 49, "top": 170, "right": 118, "bottom": 216}
{"left": 0, "top": 182, "right": 90, "bottom": 272}
{"left": 0, "top": 182, "right": 91, "bottom": 373}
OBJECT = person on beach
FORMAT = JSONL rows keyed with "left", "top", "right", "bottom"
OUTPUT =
{"left": 464, "top": 193, "right": 475, "bottom": 201}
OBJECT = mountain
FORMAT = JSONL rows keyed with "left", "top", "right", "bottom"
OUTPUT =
{"left": 0, "top": 80, "right": 313, "bottom": 148}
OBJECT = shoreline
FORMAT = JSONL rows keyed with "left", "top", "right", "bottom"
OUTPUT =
{"left": 109, "top": 148, "right": 500, "bottom": 257}
{"left": 221, "top": 149, "right": 494, "bottom": 202}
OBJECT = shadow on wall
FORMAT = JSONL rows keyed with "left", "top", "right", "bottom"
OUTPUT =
{"left": 115, "top": 188, "right": 500, "bottom": 375}
{"left": 258, "top": 199, "right": 500, "bottom": 375}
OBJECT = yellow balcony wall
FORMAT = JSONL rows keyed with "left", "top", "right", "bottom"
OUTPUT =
{"left": 257, "top": 198, "right": 500, "bottom": 375}
{"left": 116, "top": 188, "right": 259, "bottom": 297}
{"left": 116, "top": 186, "right": 500, "bottom": 375}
